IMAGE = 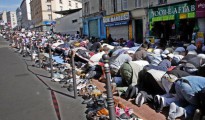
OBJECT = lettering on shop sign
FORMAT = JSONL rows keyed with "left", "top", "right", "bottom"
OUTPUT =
{"left": 149, "top": 3, "right": 196, "bottom": 18}
{"left": 103, "top": 12, "right": 130, "bottom": 23}
{"left": 198, "top": 3, "right": 205, "bottom": 9}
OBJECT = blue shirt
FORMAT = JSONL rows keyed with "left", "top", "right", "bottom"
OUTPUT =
{"left": 181, "top": 76, "right": 205, "bottom": 93}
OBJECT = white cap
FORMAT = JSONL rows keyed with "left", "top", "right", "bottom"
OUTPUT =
{"left": 167, "top": 53, "right": 174, "bottom": 59}
{"left": 197, "top": 54, "right": 205, "bottom": 59}
{"left": 153, "top": 49, "right": 162, "bottom": 54}
{"left": 191, "top": 40, "right": 195, "bottom": 44}
{"left": 162, "top": 49, "right": 170, "bottom": 55}
{"left": 127, "top": 50, "right": 135, "bottom": 54}
{"left": 187, "top": 50, "right": 197, "bottom": 55}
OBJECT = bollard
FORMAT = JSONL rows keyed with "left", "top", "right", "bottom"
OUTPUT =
{"left": 102, "top": 54, "right": 116, "bottom": 120}
{"left": 48, "top": 39, "right": 53, "bottom": 78}
{"left": 37, "top": 41, "right": 41, "bottom": 68}
{"left": 71, "top": 48, "right": 77, "bottom": 99}
{"left": 30, "top": 39, "right": 33, "bottom": 61}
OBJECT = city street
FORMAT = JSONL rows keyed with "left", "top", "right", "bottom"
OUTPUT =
{"left": 0, "top": 37, "right": 86, "bottom": 120}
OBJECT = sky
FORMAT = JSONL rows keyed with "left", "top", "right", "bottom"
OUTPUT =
{"left": 0, "top": 0, "right": 21, "bottom": 12}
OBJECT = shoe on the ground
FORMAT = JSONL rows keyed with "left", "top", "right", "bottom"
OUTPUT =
{"left": 153, "top": 95, "right": 160, "bottom": 111}
{"left": 168, "top": 103, "right": 186, "bottom": 120}
{"left": 135, "top": 92, "right": 144, "bottom": 107}
{"left": 154, "top": 95, "right": 164, "bottom": 113}
{"left": 125, "top": 85, "right": 133, "bottom": 99}
{"left": 82, "top": 97, "right": 92, "bottom": 104}
{"left": 193, "top": 109, "right": 201, "bottom": 120}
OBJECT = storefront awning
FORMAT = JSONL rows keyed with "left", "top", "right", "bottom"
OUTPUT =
{"left": 54, "top": 8, "right": 82, "bottom": 15}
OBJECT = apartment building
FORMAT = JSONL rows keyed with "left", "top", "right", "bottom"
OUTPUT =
{"left": 20, "top": 0, "right": 32, "bottom": 29}
{"left": 30, "top": 0, "right": 82, "bottom": 31}
{"left": 82, "top": 0, "right": 199, "bottom": 43}
{"left": 102, "top": 0, "right": 150, "bottom": 42}
{"left": 0, "top": 11, "right": 8, "bottom": 24}
{"left": 6, "top": 11, "right": 17, "bottom": 29}
{"left": 16, "top": 8, "right": 22, "bottom": 30}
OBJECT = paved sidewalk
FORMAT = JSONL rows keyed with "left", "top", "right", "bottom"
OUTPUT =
{"left": 0, "top": 37, "right": 87, "bottom": 120}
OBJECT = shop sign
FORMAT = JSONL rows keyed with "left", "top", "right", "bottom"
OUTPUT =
{"left": 43, "top": 21, "right": 56, "bottom": 25}
{"left": 103, "top": 12, "right": 130, "bottom": 23}
{"left": 105, "top": 21, "right": 129, "bottom": 27}
{"left": 149, "top": 2, "right": 196, "bottom": 19}
{"left": 179, "top": 13, "right": 187, "bottom": 19}
{"left": 196, "top": 0, "right": 205, "bottom": 18}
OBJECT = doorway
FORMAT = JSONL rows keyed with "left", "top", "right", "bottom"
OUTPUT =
{"left": 135, "top": 19, "right": 143, "bottom": 43}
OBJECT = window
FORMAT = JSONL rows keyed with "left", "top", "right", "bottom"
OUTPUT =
{"left": 84, "top": 2, "right": 89, "bottom": 14}
{"left": 111, "top": 0, "right": 117, "bottom": 13}
{"left": 47, "top": 5, "right": 51, "bottom": 11}
{"left": 48, "top": 14, "right": 52, "bottom": 20}
{"left": 59, "top": 0, "right": 62, "bottom": 4}
{"left": 72, "top": 19, "right": 77, "bottom": 23}
{"left": 69, "top": 1, "right": 71, "bottom": 6}
{"left": 99, "top": 0, "right": 104, "bottom": 11}
{"left": 122, "top": 0, "right": 128, "bottom": 10}
{"left": 47, "top": 0, "right": 51, "bottom": 2}
{"left": 135, "top": 0, "right": 142, "bottom": 8}
{"left": 60, "top": 6, "right": 63, "bottom": 11}
{"left": 76, "top": 3, "right": 78, "bottom": 8}
{"left": 158, "top": 0, "right": 167, "bottom": 4}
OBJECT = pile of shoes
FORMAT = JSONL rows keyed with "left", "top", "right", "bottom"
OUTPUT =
{"left": 78, "top": 82, "right": 141, "bottom": 120}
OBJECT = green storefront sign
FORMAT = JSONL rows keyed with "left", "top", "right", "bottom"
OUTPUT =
{"left": 149, "top": 2, "right": 196, "bottom": 31}
{"left": 149, "top": 2, "right": 196, "bottom": 20}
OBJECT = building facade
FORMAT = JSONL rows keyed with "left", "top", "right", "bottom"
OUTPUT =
{"left": 103, "top": 0, "right": 149, "bottom": 43}
{"left": 30, "top": 0, "right": 82, "bottom": 31}
{"left": 54, "top": 9, "right": 83, "bottom": 35}
{"left": 0, "top": 11, "right": 8, "bottom": 24}
{"left": 82, "top": 0, "right": 106, "bottom": 39}
{"left": 6, "top": 11, "right": 17, "bottom": 29}
{"left": 82, "top": 0, "right": 198, "bottom": 43}
{"left": 196, "top": 0, "right": 205, "bottom": 33}
{"left": 16, "top": 8, "right": 22, "bottom": 30}
{"left": 20, "top": 0, "right": 32, "bottom": 29}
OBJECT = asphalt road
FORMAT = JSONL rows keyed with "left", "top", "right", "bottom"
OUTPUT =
{"left": 0, "top": 37, "right": 87, "bottom": 120}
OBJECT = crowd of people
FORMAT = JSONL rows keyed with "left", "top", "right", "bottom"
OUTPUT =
{"left": 1, "top": 29, "right": 205, "bottom": 120}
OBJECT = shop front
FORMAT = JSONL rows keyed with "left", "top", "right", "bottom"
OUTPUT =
{"left": 196, "top": 0, "right": 205, "bottom": 33}
{"left": 149, "top": 1, "right": 196, "bottom": 44}
{"left": 83, "top": 16, "right": 106, "bottom": 40}
{"left": 103, "top": 12, "right": 131, "bottom": 41}
{"left": 34, "top": 21, "right": 56, "bottom": 32}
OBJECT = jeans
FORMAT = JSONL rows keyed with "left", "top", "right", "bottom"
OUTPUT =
{"left": 174, "top": 80, "right": 197, "bottom": 118}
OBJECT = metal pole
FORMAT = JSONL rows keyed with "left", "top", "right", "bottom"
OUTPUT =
{"left": 102, "top": 54, "right": 116, "bottom": 120}
{"left": 49, "top": 39, "right": 53, "bottom": 78}
{"left": 71, "top": 48, "right": 77, "bottom": 99}
{"left": 37, "top": 42, "right": 41, "bottom": 68}
{"left": 30, "top": 39, "right": 33, "bottom": 61}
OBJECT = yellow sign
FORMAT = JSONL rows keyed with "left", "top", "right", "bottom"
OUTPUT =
{"left": 197, "top": 32, "right": 204, "bottom": 38}
{"left": 179, "top": 13, "right": 187, "bottom": 19}
{"left": 128, "top": 21, "right": 132, "bottom": 40}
